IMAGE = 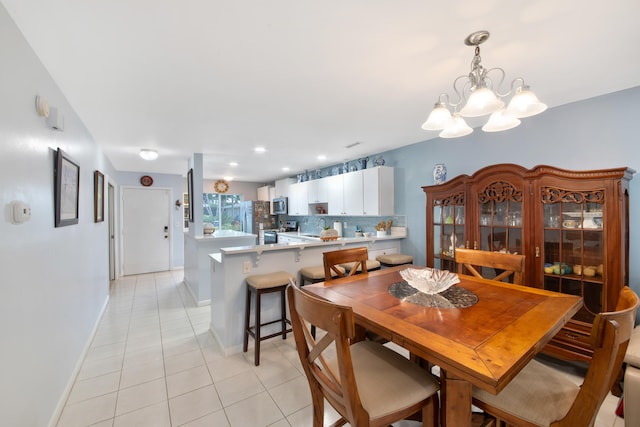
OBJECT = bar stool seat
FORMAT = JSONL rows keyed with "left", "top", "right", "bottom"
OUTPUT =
{"left": 243, "top": 271, "right": 294, "bottom": 366}
{"left": 339, "top": 259, "right": 381, "bottom": 274}
{"left": 299, "top": 265, "right": 345, "bottom": 286}
{"left": 376, "top": 253, "right": 413, "bottom": 267}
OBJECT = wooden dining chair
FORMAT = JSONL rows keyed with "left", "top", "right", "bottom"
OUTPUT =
{"left": 472, "top": 286, "right": 639, "bottom": 427}
{"left": 323, "top": 246, "right": 389, "bottom": 343}
{"left": 455, "top": 248, "right": 525, "bottom": 284}
{"left": 323, "top": 247, "right": 369, "bottom": 280}
{"left": 286, "top": 283, "right": 440, "bottom": 427}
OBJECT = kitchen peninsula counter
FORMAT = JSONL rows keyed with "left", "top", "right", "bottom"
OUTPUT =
{"left": 208, "top": 234, "right": 406, "bottom": 354}
{"left": 184, "top": 230, "right": 257, "bottom": 305}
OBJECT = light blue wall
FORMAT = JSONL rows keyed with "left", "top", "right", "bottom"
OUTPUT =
{"left": 380, "top": 86, "right": 640, "bottom": 295}
{"left": 0, "top": 5, "right": 118, "bottom": 426}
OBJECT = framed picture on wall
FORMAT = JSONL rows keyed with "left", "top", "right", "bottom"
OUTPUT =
{"left": 54, "top": 147, "right": 80, "bottom": 227}
{"left": 94, "top": 170, "right": 104, "bottom": 222}
{"left": 187, "top": 168, "right": 194, "bottom": 222}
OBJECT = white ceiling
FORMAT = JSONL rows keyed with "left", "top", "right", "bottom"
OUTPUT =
{"left": 3, "top": 1, "right": 640, "bottom": 182}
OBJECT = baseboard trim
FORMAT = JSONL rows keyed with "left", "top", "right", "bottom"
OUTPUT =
{"left": 47, "top": 295, "right": 110, "bottom": 427}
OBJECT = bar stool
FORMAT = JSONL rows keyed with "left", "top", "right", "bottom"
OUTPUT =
{"left": 376, "top": 253, "right": 413, "bottom": 268}
{"left": 299, "top": 265, "right": 346, "bottom": 286}
{"left": 243, "top": 271, "right": 294, "bottom": 366}
{"left": 339, "top": 259, "right": 381, "bottom": 274}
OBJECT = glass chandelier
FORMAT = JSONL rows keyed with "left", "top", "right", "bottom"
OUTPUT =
{"left": 422, "top": 30, "right": 547, "bottom": 138}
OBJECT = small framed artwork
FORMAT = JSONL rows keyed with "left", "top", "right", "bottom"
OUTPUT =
{"left": 54, "top": 148, "right": 80, "bottom": 227}
{"left": 94, "top": 170, "right": 104, "bottom": 222}
{"left": 187, "top": 168, "right": 194, "bottom": 222}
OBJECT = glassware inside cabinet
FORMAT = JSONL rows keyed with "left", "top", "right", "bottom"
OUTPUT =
{"left": 434, "top": 204, "right": 465, "bottom": 271}
{"left": 433, "top": 224, "right": 441, "bottom": 269}
{"left": 455, "top": 206, "right": 465, "bottom": 225}
{"left": 542, "top": 199, "right": 604, "bottom": 324}
{"left": 477, "top": 198, "right": 522, "bottom": 253}
{"left": 544, "top": 203, "right": 561, "bottom": 228}
{"left": 494, "top": 201, "right": 508, "bottom": 226}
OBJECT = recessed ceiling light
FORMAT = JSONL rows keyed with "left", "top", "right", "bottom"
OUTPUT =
{"left": 317, "top": 155, "right": 327, "bottom": 161}
{"left": 282, "top": 167, "right": 290, "bottom": 172}
{"left": 224, "top": 176, "right": 233, "bottom": 181}
{"left": 254, "top": 147, "right": 266, "bottom": 153}
{"left": 229, "top": 162, "right": 238, "bottom": 167}
{"left": 139, "top": 149, "right": 158, "bottom": 160}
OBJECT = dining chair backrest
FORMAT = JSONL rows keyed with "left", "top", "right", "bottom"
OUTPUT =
{"left": 286, "top": 282, "right": 359, "bottom": 424}
{"left": 551, "top": 286, "right": 638, "bottom": 426}
{"left": 323, "top": 247, "right": 368, "bottom": 281}
{"left": 286, "top": 282, "right": 439, "bottom": 426}
{"left": 455, "top": 248, "right": 525, "bottom": 284}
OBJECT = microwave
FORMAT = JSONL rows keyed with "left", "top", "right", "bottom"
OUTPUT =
{"left": 272, "top": 197, "right": 288, "bottom": 215}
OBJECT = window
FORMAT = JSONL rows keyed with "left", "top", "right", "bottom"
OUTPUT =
{"left": 203, "top": 193, "right": 242, "bottom": 230}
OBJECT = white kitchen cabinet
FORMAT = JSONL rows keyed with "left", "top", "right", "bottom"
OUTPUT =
{"left": 288, "top": 182, "right": 308, "bottom": 216}
{"left": 342, "top": 170, "right": 364, "bottom": 215}
{"left": 363, "top": 166, "right": 394, "bottom": 215}
{"left": 324, "top": 171, "right": 363, "bottom": 215}
{"left": 277, "top": 234, "right": 306, "bottom": 244}
{"left": 323, "top": 167, "right": 394, "bottom": 216}
{"left": 325, "top": 174, "right": 345, "bottom": 215}
{"left": 275, "top": 178, "right": 295, "bottom": 198}
{"left": 306, "top": 179, "right": 319, "bottom": 203}
{"left": 316, "top": 177, "right": 330, "bottom": 203}
{"left": 257, "top": 185, "right": 271, "bottom": 201}
{"left": 307, "top": 178, "right": 329, "bottom": 203}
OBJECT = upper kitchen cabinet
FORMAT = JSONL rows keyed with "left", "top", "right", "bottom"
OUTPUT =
{"left": 422, "top": 163, "right": 633, "bottom": 362}
{"left": 274, "top": 178, "right": 295, "bottom": 198}
{"left": 288, "top": 181, "right": 308, "bottom": 216}
{"left": 257, "top": 185, "right": 272, "bottom": 202}
{"left": 362, "top": 166, "right": 394, "bottom": 216}
{"left": 324, "top": 166, "right": 394, "bottom": 216}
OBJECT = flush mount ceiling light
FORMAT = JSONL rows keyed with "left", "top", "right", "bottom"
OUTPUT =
{"left": 422, "top": 30, "right": 547, "bottom": 138}
{"left": 139, "top": 149, "right": 158, "bottom": 160}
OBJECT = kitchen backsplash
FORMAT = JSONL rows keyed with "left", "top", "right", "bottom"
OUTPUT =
{"left": 287, "top": 215, "right": 406, "bottom": 237}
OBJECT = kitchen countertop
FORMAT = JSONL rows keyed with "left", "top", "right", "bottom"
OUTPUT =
{"left": 217, "top": 232, "right": 405, "bottom": 255}
{"left": 190, "top": 230, "right": 256, "bottom": 240}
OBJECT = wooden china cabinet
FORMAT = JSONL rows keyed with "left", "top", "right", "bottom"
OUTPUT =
{"left": 423, "top": 163, "right": 634, "bottom": 362}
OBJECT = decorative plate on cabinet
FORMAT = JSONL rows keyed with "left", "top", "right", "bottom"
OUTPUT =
{"left": 140, "top": 175, "right": 153, "bottom": 186}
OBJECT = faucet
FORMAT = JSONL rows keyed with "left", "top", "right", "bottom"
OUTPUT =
{"left": 317, "top": 217, "right": 326, "bottom": 233}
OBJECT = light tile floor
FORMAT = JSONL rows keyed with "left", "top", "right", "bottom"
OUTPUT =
{"left": 56, "top": 271, "right": 626, "bottom": 427}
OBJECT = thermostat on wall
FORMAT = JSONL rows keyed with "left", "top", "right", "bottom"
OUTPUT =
{"left": 10, "top": 201, "right": 31, "bottom": 224}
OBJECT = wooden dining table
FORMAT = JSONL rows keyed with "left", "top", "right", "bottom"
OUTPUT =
{"left": 303, "top": 265, "right": 583, "bottom": 427}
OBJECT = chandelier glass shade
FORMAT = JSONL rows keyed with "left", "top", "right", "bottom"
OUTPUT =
{"left": 421, "top": 31, "right": 547, "bottom": 138}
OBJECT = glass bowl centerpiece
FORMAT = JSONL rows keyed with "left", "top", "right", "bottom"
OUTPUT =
{"left": 390, "top": 267, "right": 469, "bottom": 308}
{"left": 399, "top": 267, "right": 460, "bottom": 294}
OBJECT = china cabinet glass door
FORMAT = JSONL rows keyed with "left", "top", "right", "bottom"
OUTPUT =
{"left": 475, "top": 181, "right": 524, "bottom": 281}
{"left": 433, "top": 195, "right": 465, "bottom": 271}
{"left": 541, "top": 191, "right": 604, "bottom": 325}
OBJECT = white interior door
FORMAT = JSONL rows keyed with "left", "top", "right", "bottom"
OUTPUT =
{"left": 122, "top": 187, "right": 171, "bottom": 275}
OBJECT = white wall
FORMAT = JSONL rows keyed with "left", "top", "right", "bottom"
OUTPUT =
{"left": 0, "top": 6, "right": 116, "bottom": 426}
